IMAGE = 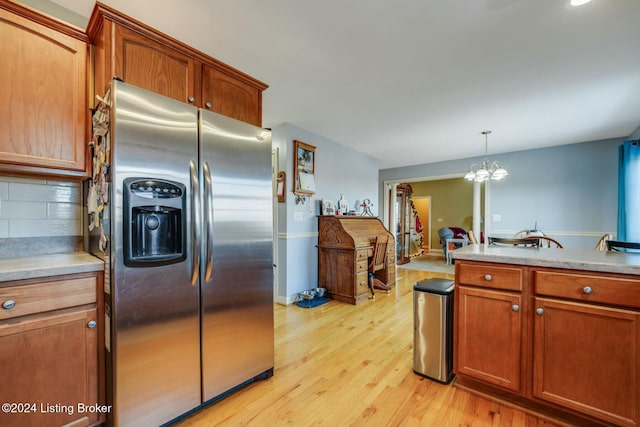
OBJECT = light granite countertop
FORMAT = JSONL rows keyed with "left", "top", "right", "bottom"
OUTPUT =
{"left": 451, "top": 245, "right": 640, "bottom": 276}
{"left": 0, "top": 252, "right": 104, "bottom": 282}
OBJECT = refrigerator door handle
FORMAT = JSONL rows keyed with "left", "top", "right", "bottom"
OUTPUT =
{"left": 190, "top": 160, "right": 201, "bottom": 285}
{"left": 203, "top": 161, "right": 214, "bottom": 281}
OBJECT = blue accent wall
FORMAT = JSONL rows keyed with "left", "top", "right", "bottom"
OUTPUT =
{"left": 380, "top": 137, "right": 623, "bottom": 249}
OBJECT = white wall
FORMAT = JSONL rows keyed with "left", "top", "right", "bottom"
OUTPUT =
{"left": 272, "top": 123, "right": 379, "bottom": 304}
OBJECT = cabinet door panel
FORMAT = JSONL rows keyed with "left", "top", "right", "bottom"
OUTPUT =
{"left": 202, "top": 65, "right": 260, "bottom": 126}
{"left": 0, "top": 9, "right": 87, "bottom": 174}
{"left": 533, "top": 298, "right": 639, "bottom": 427}
{"left": 455, "top": 286, "right": 522, "bottom": 391}
{"left": 114, "top": 25, "right": 197, "bottom": 105}
{"left": 0, "top": 308, "right": 99, "bottom": 427}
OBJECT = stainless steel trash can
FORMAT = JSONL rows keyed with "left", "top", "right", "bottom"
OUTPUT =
{"left": 413, "top": 278, "right": 455, "bottom": 383}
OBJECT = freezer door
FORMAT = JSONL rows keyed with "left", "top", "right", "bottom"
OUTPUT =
{"left": 110, "top": 80, "right": 201, "bottom": 426}
{"left": 199, "top": 110, "right": 274, "bottom": 401}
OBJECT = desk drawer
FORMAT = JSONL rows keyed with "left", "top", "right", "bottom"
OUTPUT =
{"left": 535, "top": 271, "right": 640, "bottom": 309}
{"left": 457, "top": 262, "right": 523, "bottom": 291}
{"left": 356, "top": 249, "right": 371, "bottom": 261}
{"left": 0, "top": 276, "right": 96, "bottom": 320}
{"left": 357, "top": 271, "right": 368, "bottom": 289}
{"left": 356, "top": 259, "right": 368, "bottom": 272}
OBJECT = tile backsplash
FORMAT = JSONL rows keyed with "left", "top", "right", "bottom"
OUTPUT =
{"left": 0, "top": 175, "right": 83, "bottom": 238}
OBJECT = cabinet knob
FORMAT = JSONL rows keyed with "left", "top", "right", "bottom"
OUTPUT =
{"left": 484, "top": 274, "right": 492, "bottom": 281}
{"left": 536, "top": 307, "right": 544, "bottom": 315}
{"left": 582, "top": 286, "right": 593, "bottom": 294}
{"left": 87, "top": 320, "right": 97, "bottom": 329}
{"left": 2, "top": 300, "right": 16, "bottom": 310}
{"left": 205, "top": 101, "right": 212, "bottom": 109}
{"left": 512, "top": 304, "right": 520, "bottom": 312}
{"left": 188, "top": 96, "right": 195, "bottom": 104}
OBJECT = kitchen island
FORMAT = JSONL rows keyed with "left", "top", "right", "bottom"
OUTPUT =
{"left": 451, "top": 245, "right": 639, "bottom": 427}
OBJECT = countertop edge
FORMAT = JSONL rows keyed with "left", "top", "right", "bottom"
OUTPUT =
{"left": 0, "top": 252, "right": 105, "bottom": 283}
{"left": 451, "top": 245, "right": 640, "bottom": 276}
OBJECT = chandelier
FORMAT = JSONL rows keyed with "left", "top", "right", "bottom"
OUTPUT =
{"left": 464, "top": 130, "right": 508, "bottom": 182}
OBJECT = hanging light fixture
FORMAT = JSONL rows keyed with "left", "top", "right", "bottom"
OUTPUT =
{"left": 464, "top": 130, "right": 509, "bottom": 182}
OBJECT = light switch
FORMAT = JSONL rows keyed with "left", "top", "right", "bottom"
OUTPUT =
{"left": 493, "top": 214, "right": 502, "bottom": 222}
{"left": 294, "top": 212, "right": 303, "bottom": 221}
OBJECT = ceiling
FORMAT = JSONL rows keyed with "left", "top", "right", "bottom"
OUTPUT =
{"left": 43, "top": 0, "right": 640, "bottom": 169}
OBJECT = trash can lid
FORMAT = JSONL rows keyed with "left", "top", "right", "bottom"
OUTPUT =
{"left": 414, "top": 278, "right": 454, "bottom": 295}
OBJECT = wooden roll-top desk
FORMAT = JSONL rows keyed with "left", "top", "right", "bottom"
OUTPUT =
{"left": 317, "top": 215, "right": 396, "bottom": 305}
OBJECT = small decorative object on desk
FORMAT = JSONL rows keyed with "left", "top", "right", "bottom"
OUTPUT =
{"left": 338, "top": 194, "right": 348, "bottom": 215}
{"left": 322, "top": 199, "right": 336, "bottom": 215}
{"left": 360, "top": 198, "right": 373, "bottom": 216}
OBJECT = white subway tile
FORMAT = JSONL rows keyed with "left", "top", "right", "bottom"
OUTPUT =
{"left": 9, "top": 219, "right": 82, "bottom": 237}
{"left": 1, "top": 201, "right": 46, "bottom": 220}
{"left": 47, "top": 203, "right": 82, "bottom": 220}
{"left": 10, "top": 182, "right": 81, "bottom": 203}
{"left": 0, "top": 220, "right": 8, "bottom": 237}
{"left": 0, "top": 181, "right": 8, "bottom": 200}
{"left": 0, "top": 176, "right": 47, "bottom": 185}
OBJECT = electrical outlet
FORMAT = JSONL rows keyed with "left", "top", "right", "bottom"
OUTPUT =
{"left": 294, "top": 211, "right": 303, "bottom": 222}
{"left": 493, "top": 214, "right": 502, "bottom": 222}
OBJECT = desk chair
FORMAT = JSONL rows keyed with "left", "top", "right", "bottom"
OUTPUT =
{"left": 606, "top": 240, "right": 640, "bottom": 253}
{"left": 368, "top": 235, "right": 390, "bottom": 299}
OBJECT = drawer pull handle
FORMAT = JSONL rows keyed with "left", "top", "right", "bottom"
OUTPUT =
{"left": 484, "top": 274, "right": 492, "bottom": 281}
{"left": 2, "top": 300, "right": 16, "bottom": 310}
{"left": 512, "top": 304, "right": 520, "bottom": 312}
{"left": 87, "top": 320, "right": 97, "bottom": 329}
{"left": 582, "top": 286, "right": 593, "bottom": 294}
{"left": 536, "top": 308, "right": 544, "bottom": 315}
{"left": 205, "top": 101, "right": 212, "bottom": 109}
{"left": 188, "top": 96, "right": 195, "bottom": 103}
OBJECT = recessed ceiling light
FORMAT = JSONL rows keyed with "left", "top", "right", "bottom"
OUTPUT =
{"left": 570, "top": 0, "right": 592, "bottom": 6}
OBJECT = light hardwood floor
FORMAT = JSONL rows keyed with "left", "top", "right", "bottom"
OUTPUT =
{"left": 175, "top": 268, "right": 559, "bottom": 427}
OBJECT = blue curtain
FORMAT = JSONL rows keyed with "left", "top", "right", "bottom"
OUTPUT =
{"left": 617, "top": 139, "right": 640, "bottom": 242}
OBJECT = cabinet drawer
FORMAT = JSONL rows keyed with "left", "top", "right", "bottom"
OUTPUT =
{"left": 457, "top": 263, "right": 523, "bottom": 291}
{"left": 535, "top": 271, "right": 640, "bottom": 309}
{"left": 0, "top": 276, "right": 96, "bottom": 320}
{"left": 356, "top": 259, "right": 368, "bottom": 272}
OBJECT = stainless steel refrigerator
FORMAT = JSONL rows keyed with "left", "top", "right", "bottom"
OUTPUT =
{"left": 89, "top": 80, "right": 274, "bottom": 427}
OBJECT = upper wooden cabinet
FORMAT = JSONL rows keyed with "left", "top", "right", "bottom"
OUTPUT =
{"left": 113, "top": 24, "right": 198, "bottom": 105}
{"left": 202, "top": 65, "right": 261, "bottom": 126}
{"left": 87, "top": 2, "right": 267, "bottom": 127}
{"left": 0, "top": 1, "right": 89, "bottom": 178}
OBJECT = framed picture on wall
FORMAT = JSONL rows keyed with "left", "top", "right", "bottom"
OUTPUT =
{"left": 293, "top": 140, "right": 316, "bottom": 195}
{"left": 276, "top": 171, "right": 286, "bottom": 203}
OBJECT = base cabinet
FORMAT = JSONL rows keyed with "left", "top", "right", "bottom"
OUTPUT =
{"left": 456, "top": 286, "right": 522, "bottom": 392}
{"left": 0, "top": 309, "right": 100, "bottom": 427}
{"left": 0, "top": 273, "right": 103, "bottom": 427}
{"left": 533, "top": 297, "right": 639, "bottom": 427}
{"left": 455, "top": 260, "right": 640, "bottom": 427}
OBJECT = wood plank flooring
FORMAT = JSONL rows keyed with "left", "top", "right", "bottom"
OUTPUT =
{"left": 174, "top": 268, "right": 560, "bottom": 427}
